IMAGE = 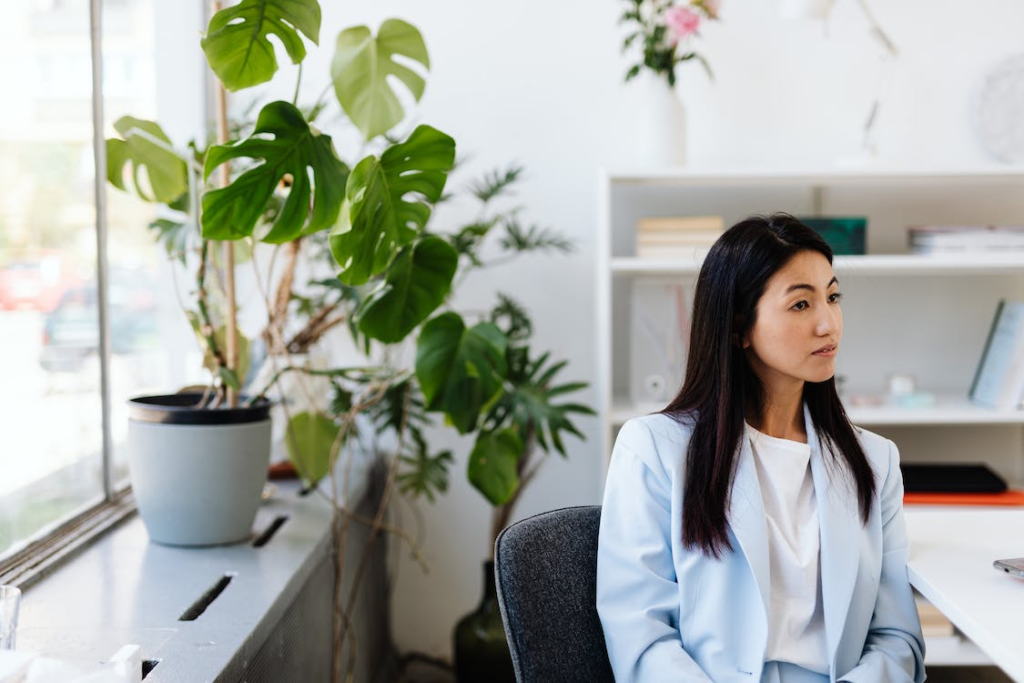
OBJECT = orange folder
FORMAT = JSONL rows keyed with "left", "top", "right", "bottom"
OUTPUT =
{"left": 904, "top": 490, "right": 1024, "bottom": 506}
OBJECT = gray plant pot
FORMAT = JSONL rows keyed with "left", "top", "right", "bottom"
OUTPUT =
{"left": 127, "top": 393, "right": 272, "bottom": 547}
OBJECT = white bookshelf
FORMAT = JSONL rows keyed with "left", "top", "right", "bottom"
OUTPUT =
{"left": 597, "top": 167, "right": 1024, "bottom": 474}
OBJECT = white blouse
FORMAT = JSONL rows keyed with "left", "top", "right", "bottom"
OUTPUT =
{"left": 745, "top": 423, "right": 829, "bottom": 675}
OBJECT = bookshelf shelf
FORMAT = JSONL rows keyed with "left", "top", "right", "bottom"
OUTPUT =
{"left": 598, "top": 167, "right": 1024, "bottom": 493}
{"left": 610, "top": 397, "right": 1024, "bottom": 428}
{"left": 607, "top": 166, "right": 1024, "bottom": 186}
{"left": 611, "top": 254, "right": 1024, "bottom": 277}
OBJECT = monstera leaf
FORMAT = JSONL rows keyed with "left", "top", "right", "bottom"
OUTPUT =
{"left": 202, "top": 101, "right": 349, "bottom": 243}
{"left": 329, "top": 124, "right": 455, "bottom": 285}
{"left": 467, "top": 428, "right": 523, "bottom": 506}
{"left": 285, "top": 411, "right": 339, "bottom": 485}
{"left": 415, "top": 313, "right": 507, "bottom": 434}
{"left": 331, "top": 18, "right": 429, "bottom": 140}
{"left": 106, "top": 117, "right": 187, "bottom": 203}
{"left": 201, "top": 0, "right": 321, "bottom": 91}
{"left": 356, "top": 236, "right": 457, "bottom": 343}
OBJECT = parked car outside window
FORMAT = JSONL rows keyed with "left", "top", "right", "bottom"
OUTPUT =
{"left": 40, "top": 274, "right": 158, "bottom": 373}
{"left": 0, "top": 254, "right": 82, "bottom": 312}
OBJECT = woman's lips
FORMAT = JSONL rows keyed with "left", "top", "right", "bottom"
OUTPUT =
{"left": 813, "top": 344, "right": 837, "bottom": 357}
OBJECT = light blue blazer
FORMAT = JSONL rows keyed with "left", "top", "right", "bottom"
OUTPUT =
{"left": 597, "top": 405, "right": 926, "bottom": 683}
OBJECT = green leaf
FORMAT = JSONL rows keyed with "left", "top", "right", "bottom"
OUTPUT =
{"left": 285, "top": 411, "right": 339, "bottom": 485}
{"left": 357, "top": 236, "right": 457, "bottom": 342}
{"left": 486, "top": 348, "right": 594, "bottom": 456}
{"left": 329, "top": 124, "right": 455, "bottom": 285}
{"left": 106, "top": 116, "right": 188, "bottom": 203}
{"left": 329, "top": 383, "right": 354, "bottom": 416}
{"left": 449, "top": 219, "right": 498, "bottom": 265}
{"left": 202, "top": 101, "right": 350, "bottom": 243}
{"left": 202, "top": 326, "right": 250, "bottom": 384}
{"left": 210, "top": 238, "right": 254, "bottom": 267}
{"left": 201, "top": 0, "right": 321, "bottom": 92}
{"left": 397, "top": 431, "right": 452, "bottom": 503}
{"left": 217, "top": 366, "right": 241, "bottom": 390}
{"left": 490, "top": 293, "right": 533, "bottom": 343}
{"left": 415, "top": 313, "right": 507, "bottom": 434}
{"left": 331, "top": 19, "right": 429, "bottom": 140}
{"left": 467, "top": 428, "right": 523, "bottom": 506}
{"left": 468, "top": 165, "right": 523, "bottom": 203}
{"left": 364, "top": 374, "right": 431, "bottom": 436}
{"left": 500, "top": 219, "right": 573, "bottom": 254}
{"left": 147, "top": 218, "right": 192, "bottom": 264}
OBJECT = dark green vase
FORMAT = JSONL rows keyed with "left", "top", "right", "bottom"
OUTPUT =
{"left": 453, "top": 560, "right": 516, "bottom": 683}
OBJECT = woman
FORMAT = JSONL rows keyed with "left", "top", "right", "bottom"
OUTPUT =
{"left": 597, "top": 214, "right": 925, "bottom": 682}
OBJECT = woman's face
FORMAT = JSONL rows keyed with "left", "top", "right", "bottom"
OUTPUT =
{"left": 741, "top": 250, "right": 842, "bottom": 393}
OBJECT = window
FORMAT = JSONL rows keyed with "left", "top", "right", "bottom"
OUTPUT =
{"left": 0, "top": 0, "right": 202, "bottom": 566}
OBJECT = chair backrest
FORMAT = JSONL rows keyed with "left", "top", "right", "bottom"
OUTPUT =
{"left": 494, "top": 505, "right": 615, "bottom": 683}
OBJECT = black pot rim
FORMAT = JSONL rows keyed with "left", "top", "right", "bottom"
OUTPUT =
{"left": 128, "top": 393, "right": 271, "bottom": 425}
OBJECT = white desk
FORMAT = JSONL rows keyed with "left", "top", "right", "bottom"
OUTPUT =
{"left": 906, "top": 506, "right": 1024, "bottom": 680}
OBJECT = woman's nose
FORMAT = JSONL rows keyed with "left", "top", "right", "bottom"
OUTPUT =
{"left": 816, "top": 304, "right": 839, "bottom": 335}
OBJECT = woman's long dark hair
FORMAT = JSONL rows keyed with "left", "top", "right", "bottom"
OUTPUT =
{"left": 663, "top": 213, "right": 876, "bottom": 558}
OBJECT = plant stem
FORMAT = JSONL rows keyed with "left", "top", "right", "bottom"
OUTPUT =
{"left": 195, "top": 241, "right": 227, "bottom": 405}
{"left": 489, "top": 425, "right": 537, "bottom": 554}
{"left": 293, "top": 61, "right": 303, "bottom": 106}
{"left": 212, "top": 0, "right": 238, "bottom": 407}
{"left": 263, "top": 239, "right": 301, "bottom": 352}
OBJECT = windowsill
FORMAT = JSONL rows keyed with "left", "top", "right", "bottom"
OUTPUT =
{"left": 14, "top": 480, "right": 336, "bottom": 681}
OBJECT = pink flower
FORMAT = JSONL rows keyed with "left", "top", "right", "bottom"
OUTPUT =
{"left": 664, "top": 5, "right": 701, "bottom": 44}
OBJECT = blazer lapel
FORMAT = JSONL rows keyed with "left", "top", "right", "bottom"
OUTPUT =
{"left": 806, "top": 404, "right": 860, "bottom": 667}
{"left": 728, "top": 431, "right": 771, "bottom": 626}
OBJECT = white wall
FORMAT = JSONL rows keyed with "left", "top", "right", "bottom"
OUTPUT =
{"left": 241, "top": 0, "right": 1024, "bottom": 658}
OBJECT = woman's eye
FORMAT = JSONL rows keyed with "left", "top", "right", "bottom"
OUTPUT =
{"left": 792, "top": 301, "right": 808, "bottom": 311}
{"left": 829, "top": 292, "right": 843, "bottom": 303}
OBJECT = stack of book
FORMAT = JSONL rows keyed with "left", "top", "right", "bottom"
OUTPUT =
{"left": 900, "top": 462, "right": 1024, "bottom": 506}
{"left": 969, "top": 299, "right": 1024, "bottom": 410}
{"left": 908, "top": 225, "right": 1024, "bottom": 254}
{"left": 635, "top": 216, "right": 725, "bottom": 259}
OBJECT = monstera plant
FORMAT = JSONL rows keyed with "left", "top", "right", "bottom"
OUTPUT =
{"left": 106, "top": 0, "right": 592, "bottom": 680}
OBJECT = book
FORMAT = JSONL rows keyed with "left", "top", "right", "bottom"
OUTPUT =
{"left": 968, "top": 299, "right": 1024, "bottom": 409}
{"left": 637, "top": 230, "right": 725, "bottom": 245}
{"left": 908, "top": 225, "right": 1024, "bottom": 254}
{"left": 904, "top": 490, "right": 1024, "bottom": 506}
{"left": 900, "top": 463, "right": 1007, "bottom": 493}
{"left": 636, "top": 244, "right": 714, "bottom": 260}
{"left": 636, "top": 216, "right": 725, "bottom": 233}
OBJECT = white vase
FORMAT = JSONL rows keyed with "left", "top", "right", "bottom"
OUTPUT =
{"left": 635, "top": 70, "right": 687, "bottom": 167}
{"left": 778, "top": 0, "right": 836, "bottom": 20}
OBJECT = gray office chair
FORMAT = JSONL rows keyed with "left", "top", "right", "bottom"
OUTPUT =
{"left": 493, "top": 505, "right": 615, "bottom": 683}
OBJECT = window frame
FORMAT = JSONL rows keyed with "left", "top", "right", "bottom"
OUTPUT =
{"left": 0, "top": 0, "right": 135, "bottom": 584}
